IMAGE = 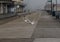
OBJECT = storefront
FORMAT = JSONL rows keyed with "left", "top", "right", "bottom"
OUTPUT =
{"left": 0, "top": 0, "right": 14, "bottom": 14}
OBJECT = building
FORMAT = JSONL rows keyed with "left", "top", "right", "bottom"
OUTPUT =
{"left": 45, "top": 4, "right": 55, "bottom": 12}
{"left": 0, "top": 0, "right": 25, "bottom": 18}
{"left": 0, "top": 0, "right": 25, "bottom": 14}
{"left": 0, "top": 0, "right": 14, "bottom": 14}
{"left": 54, "top": 4, "right": 60, "bottom": 19}
{"left": 54, "top": 4, "right": 60, "bottom": 11}
{"left": 12, "top": 0, "right": 23, "bottom": 2}
{"left": 45, "top": 4, "right": 51, "bottom": 11}
{"left": 12, "top": 0, "right": 25, "bottom": 13}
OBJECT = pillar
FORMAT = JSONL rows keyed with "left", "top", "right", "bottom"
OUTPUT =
{"left": 0, "top": 4, "right": 1, "bottom": 14}
{"left": 1, "top": 3, "right": 3, "bottom": 14}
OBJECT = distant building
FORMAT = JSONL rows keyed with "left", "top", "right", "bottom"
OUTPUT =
{"left": 45, "top": 4, "right": 51, "bottom": 11}
{"left": 54, "top": 4, "right": 60, "bottom": 11}
{"left": 45, "top": 4, "right": 55, "bottom": 11}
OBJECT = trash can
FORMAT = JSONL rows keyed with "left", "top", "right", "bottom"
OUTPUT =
{"left": 46, "top": 10, "right": 49, "bottom": 13}
{"left": 55, "top": 11, "right": 60, "bottom": 19}
{"left": 52, "top": 11, "right": 55, "bottom": 16}
{"left": 46, "top": 10, "right": 51, "bottom": 15}
{"left": 56, "top": 15, "right": 59, "bottom": 19}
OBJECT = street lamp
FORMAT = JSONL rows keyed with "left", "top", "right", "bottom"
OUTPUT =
{"left": 51, "top": 0, "right": 52, "bottom": 14}
{"left": 47, "top": 0, "right": 53, "bottom": 14}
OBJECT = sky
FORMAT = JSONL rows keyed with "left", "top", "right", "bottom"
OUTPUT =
{"left": 23, "top": 0, "right": 60, "bottom": 11}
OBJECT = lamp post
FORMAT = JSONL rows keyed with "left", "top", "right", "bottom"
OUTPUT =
{"left": 56, "top": 0, "right": 57, "bottom": 13}
{"left": 51, "top": 0, "right": 52, "bottom": 14}
{"left": 48, "top": 0, "right": 52, "bottom": 14}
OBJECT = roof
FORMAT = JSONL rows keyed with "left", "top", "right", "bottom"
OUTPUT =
{"left": 0, "top": 0, "right": 12, "bottom": 1}
{"left": 0, "top": 1, "right": 12, "bottom": 3}
{"left": 0, "top": 0, "right": 13, "bottom": 3}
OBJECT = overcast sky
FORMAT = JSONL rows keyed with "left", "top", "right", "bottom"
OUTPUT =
{"left": 23, "top": 0, "right": 60, "bottom": 11}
